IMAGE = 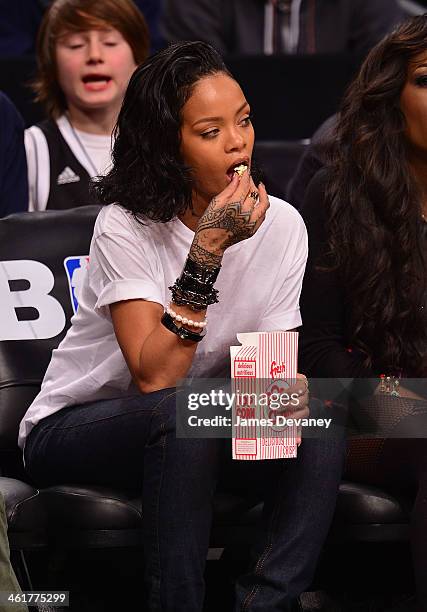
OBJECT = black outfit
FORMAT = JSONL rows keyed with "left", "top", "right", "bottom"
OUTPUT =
{"left": 299, "top": 169, "right": 427, "bottom": 609}
{"left": 161, "top": 0, "right": 403, "bottom": 57}
{"left": 37, "top": 119, "right": 96, "bottom": 210}
{"left": 298, "top": 169, "right": 372, "bottom": 377}
{"left": 299, "top": 168, "right": 427, "bottom": 381}
{"left": 0, "top": 92, "right": 28, "bottom": 217}
{"left": 287, "top": 114, "right": 337, "bottom": 210}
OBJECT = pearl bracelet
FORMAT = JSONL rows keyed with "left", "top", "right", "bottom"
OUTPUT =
{"left": 166, "top": 304, "right": 207, "bottom": 329}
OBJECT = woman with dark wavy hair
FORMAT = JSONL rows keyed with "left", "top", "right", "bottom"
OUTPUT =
{"left": 18, "top": 41, "right": 345, "bottom": 610}
{"left": 300, "top": 15, "right": 427, "bottom": 611}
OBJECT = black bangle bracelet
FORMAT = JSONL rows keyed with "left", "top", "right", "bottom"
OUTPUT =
{"left": 170, "top": 285, "right": 219, "bottom": 308}
{"left": 185, "top": 257, "right": 221, "bottom": 285}
{"left": 161, "top": 312, "right": 205, "bottom": 343}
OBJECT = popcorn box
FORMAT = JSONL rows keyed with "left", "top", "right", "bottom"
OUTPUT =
{"left": 230, "top": 331, "right": 299, "bottom": 460}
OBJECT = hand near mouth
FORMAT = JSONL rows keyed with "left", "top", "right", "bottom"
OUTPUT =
{"left": 189, "top": 170, "right": 270, "bottom": 269}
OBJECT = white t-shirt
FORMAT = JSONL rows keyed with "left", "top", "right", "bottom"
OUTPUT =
{"left": 18, "top": 197, "right": 308, "bottom": 449}
{"left": 25, "top": 115, "right": 112, "bottom": 211}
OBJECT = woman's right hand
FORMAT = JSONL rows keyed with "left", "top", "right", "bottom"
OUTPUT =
{"left": 189, "top": 170, "right": 270, "bottom": 268}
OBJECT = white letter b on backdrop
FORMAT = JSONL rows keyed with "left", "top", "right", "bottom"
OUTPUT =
{"left": 0, "top": 260, "right": 66, "bottom": 340}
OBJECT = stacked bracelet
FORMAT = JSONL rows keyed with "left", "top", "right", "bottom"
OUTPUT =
{"left": 169, "top": 256, "right": 221, "bottom": 311}
{"left": 170, "top": 287, "right": 219, "bottom": 311}
{"left": 161, "top": 312, "right": 205, "bottom": 343}
{"left": 183, "top": 257, "right": 221, "bottom": 285}
{"left": 166, "top": 304, "right": 207, "bottom": 330}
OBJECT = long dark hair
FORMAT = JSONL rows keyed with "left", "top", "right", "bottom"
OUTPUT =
{"left": 95, "top": 41, "right": 232, "bottom": 222}
{"left": 327, "top": 15, "right": 427, "bottom": 376}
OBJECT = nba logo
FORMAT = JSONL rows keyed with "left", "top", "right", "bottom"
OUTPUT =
{"left": 64, "top": 256, "right": 89, "bottom": 314}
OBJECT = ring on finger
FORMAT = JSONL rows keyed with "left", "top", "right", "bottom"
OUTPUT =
{"left": 249, "top": 190, "right": 259, "bottom": 203}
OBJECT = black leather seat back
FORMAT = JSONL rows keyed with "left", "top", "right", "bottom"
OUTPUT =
{"left": 254, "top": 140, "right": 309, "bottom": 201}
{"left": 226, "top": 54, "right": 358, "bottom": 140}
{"left": 0, "top": 206, "right": 100, "bottom": 467}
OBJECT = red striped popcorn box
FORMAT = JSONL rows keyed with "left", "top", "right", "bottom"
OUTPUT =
{"left": 230, "top": 331, "right": 299, "bottom": 460}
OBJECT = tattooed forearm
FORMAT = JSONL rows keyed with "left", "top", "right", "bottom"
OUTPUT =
{"left": 190, "top": 198, "right": 257, "bottom": 264}
{"left": 189, "top": 242, "right": 223, "bottom": 268}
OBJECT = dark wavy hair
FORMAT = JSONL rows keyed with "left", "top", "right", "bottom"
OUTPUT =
{"left": 326, "top": 15, "right": 427, "bottom": 376}
{"left": 94, "top": 41, "right": 233, "bottom": 222}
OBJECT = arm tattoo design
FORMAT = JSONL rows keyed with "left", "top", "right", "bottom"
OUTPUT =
{"left": 189, "top": 242, "right": 223, "bottom": 268}
{"left": 190, "top": 198, "right": 256, "bottom": 264}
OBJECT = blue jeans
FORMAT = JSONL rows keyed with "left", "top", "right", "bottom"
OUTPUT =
{"left": 24, "top": 388, "right": 346, "bottom": 611}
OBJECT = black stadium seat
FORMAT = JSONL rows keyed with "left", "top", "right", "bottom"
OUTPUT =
{"left": 226, "top": 54, "right": 359, "bottom": 140}
{"left": 0, "top": 207, "right": 412, "bottom": 592}
{"left": 254, "top": 140, "right": 310, "bottom": 201}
